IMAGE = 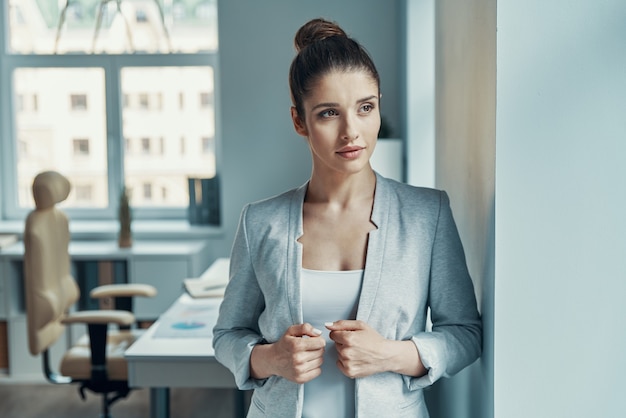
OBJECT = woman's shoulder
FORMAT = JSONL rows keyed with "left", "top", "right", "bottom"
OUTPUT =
{"left": 243, "top": 183, "right": 305, "bottom": 217}
{"left": 376, "top": 173, "right": 446, "bottom": 204}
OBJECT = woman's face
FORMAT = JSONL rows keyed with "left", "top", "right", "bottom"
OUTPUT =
{"left": 291, "top": 70, "right": 381, "bottom": 177}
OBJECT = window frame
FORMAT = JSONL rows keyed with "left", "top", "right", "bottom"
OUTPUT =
{"left": 0, "top": 4, "right": 220, "bottom": 222}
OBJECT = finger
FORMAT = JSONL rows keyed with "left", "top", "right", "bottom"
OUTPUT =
{"left": 292, "top": 360, "right": 324, "bottom": 384}
{"left": 291, "top": 345, "right": 325, "bottom": 367}
{"left": 325, "top": 320, "right": 363, "bottom": 331}
{"left": 289, "top": 349, "right": 325, "bottom": 383}
{"left": 288, "top": 323, "right": 323, "bottom": 338}
{"left": 299, "top": 336, "right": 326, "bottom": 351}
{"left": 335, "top": 358, "right": 358, "bottom": 380}
{"left": 328, "top": 329, "right": 354, "bottom": 346}
{"left": 286, "top": 325, "right": 326, "bottom": 351}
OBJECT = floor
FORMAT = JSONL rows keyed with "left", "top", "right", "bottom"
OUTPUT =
{"left": 0, "top": 381, "right": 242, "bottom": 418}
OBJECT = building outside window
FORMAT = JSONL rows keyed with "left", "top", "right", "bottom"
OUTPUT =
{"left": 72, "top": 138, "right": 90, "bottom": 156}
{"left": 202, "top": 136, "right": 214, "bottom": 155}
{"left": 138, "top": 93, "right": 150, "bottom": 110}
{"left": 200, "top": 92, "right": 212, "bottom": 108}
{"left": 70, "top": 94, "right": 88, "bottom": 111}
{"left": 141, "top": 137, "right": 151, "bottom": 155}
{"left": 143, "top": 183, "right": 153, "bottom": 201}
{"left": 0, "top": 0, "right": 219, "bottom": 221}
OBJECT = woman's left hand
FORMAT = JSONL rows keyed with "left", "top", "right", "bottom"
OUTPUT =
{"left": 325, "top": 320, "right": 426, "bottom": 379}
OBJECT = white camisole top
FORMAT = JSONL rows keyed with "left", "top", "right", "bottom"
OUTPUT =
{"left": 301, "top": 268, "right": 363, "bottom": 418}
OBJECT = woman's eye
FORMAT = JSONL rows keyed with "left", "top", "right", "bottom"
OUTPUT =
{"left": 320, "top": 109, "right": 338, "bottom": 118}
{"left": 360, "top": 103, "right": 374, "bottom": 113}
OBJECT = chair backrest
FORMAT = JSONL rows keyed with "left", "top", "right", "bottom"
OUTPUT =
{"left": 23, "top": 171, "right": 80, "bottom": 356}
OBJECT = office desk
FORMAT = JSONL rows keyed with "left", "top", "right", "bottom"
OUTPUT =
{"left": 0, "top": 239, "right": 211, "bottom": 379}
{"left": 125, "top": 259, "right": 242, "bottom": 418}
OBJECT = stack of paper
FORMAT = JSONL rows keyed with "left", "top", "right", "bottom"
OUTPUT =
{"left": 0, "top": 234, "right": 18, "bottom": 250}
{"left": 183, "top": 258, "right": 230, "bottom": 298}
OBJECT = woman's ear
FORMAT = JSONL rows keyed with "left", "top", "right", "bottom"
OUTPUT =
{"left": 291, "top": 107, "right": 308, "bottom": 137}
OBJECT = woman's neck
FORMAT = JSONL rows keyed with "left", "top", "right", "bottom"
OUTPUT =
{"left": 306, "top": 167, "right": 376, "bottom": 207}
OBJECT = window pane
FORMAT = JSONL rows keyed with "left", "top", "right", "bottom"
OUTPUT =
{"left": 8, "top": 0, "right": 218, "bottom": 54}
{"left": 121, "top": 66, "right": 215, "bottom": 208}
{"left": 14, "top": 67, "right": 108, "bottom": 209}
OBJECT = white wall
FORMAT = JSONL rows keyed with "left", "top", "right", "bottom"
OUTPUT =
{"left": 216, "top": 0, "right": 402, "bottom": 254}
{"left": 405, "top": 0, "right": 435, "bottom": 188}
{"left": 495, "top": 1, "right": 626, "bottom": 416}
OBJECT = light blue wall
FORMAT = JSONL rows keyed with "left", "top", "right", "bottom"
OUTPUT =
{"left": 495, "top": 1, "right": 626, "bottom": 416}
{"left": 216, "top": 0, "right": 402, "bottom": 254}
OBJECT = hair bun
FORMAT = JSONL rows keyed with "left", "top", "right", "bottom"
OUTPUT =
{"left": 294, "top": 18, "right": 347, "bottom": 52}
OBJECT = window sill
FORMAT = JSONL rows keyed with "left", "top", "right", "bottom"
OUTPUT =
{"left": 0, "top": 220, "right": 223, "bottom": 241}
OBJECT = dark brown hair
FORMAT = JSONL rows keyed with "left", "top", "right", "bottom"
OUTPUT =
{"left": 289, "top": 18, "right": 380, "bottom": 120}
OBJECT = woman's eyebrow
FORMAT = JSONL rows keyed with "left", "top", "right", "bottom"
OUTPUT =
{"left": 311, "top": 102, "right": 339, "bottom": 112}
{"left": 310, "top": 95, "right": 378, "bottom": 112}
{"left": 358, "top": 95, "right": 378, "bottom": 103}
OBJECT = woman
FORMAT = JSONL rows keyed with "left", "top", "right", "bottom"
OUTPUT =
{"left": 213, "top": 18, "right": 482, "bottom": 417}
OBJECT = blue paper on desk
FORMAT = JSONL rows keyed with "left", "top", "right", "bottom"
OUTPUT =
{"left": 152, "top": 298, "right": 218, "bottom": 338}
{"left": 153, "top": 317, "right": 213, "bottom": 338}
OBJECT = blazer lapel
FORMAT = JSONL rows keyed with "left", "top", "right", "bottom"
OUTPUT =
{"left": 357, "top": 173, "right": 389, "bottom": 322}
{"left": 287, "top": 175, "right": 389, "bottom": 324}
{"left": 287, "top": 182, "right": 308, "bottom": 324}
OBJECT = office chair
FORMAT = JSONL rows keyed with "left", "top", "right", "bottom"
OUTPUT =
{"left": 23, "top": 170, "right": 157, "bottom": 418}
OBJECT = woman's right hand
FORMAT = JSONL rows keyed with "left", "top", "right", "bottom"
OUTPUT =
{"left": 250, "top": 323, "right": 326, "bottom": 384}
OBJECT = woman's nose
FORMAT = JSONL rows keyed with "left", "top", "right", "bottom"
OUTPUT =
{"left": 341, "top": 114, "right": 359, "bottom": 141}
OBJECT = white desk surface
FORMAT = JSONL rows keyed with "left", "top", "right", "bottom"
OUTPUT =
{"left": 125, "top": 258, "right": 236, "bottom": 389}
{"left": 0, "top": 239, "right": 208, "bottom": 260}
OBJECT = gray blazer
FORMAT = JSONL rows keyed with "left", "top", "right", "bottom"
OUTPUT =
{"left": 213, "top": 173, "right": 482, "bottom": 417}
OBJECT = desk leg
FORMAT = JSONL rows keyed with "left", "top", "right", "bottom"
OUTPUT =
{"left": 234, "top": 389, "right": 246, "bottom": 418}
{"left": 150, "top": 387, "right": 170, "bottom": 418}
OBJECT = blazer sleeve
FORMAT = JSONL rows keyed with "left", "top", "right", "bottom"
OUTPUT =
{"left": 212, "top": 204, "right": 268, "bottom": 390}
{"left": 407, "top": 191, "right": 482, "bottom": 390}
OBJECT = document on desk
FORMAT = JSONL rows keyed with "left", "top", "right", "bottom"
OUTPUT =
{"left": 183, "top": 258, "right": 230, "bottom": 298}
{"left": 0, "top": 234, "right": 18, "bottom": 249}
{"left": 152, "top": 295, "right": 221, "bottom": 339}
{"left": 183, "top": 276, "right": 227, "bottom": 298}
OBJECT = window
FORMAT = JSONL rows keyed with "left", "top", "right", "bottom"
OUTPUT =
{"left": 73, "top": 138, "right": 90, "bottom": 156}
{"left": 70, "top": 94, "right": 88, "bottom": 111}
{"left": 143, "top": 183, "right": 153, "bottom": 201}
{"left": 200, "top": 92, "right": 212, "bottom": 108}
{"left": 139, "top": 93, "right": 150, "bottom": 110}
{"left": 141, "top": 137, "right": 151, "bottom": 155}
{"left": 202, "top": 136, "right": 215, "bottom": 154}
{"left": 16, "top": 93, "right": 39, "bottom": 112}
{"left": 0, "top": 0, "right": 219, "bottom": 221}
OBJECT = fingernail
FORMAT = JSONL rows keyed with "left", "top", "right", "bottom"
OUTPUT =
{"left": 324, "top": 322, "right": 334, "bottom": 327}
{"left": 313, "top": 328, "right": 322, "bottom": 335}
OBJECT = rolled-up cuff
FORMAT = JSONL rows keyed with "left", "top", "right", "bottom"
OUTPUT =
{"left": 402, "top": 333, "right": 448, "bottom": 390}
{"left": 232, "top": 336, "right": 270, "bottom": 390}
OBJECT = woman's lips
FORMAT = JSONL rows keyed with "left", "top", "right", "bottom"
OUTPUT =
{"left": 337, "top": 146, "right": 364, "bottom": 159}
